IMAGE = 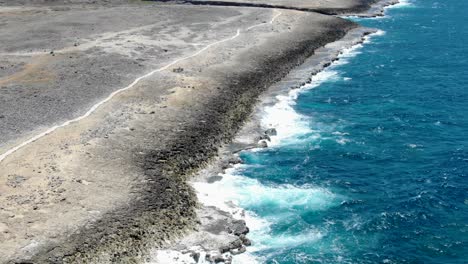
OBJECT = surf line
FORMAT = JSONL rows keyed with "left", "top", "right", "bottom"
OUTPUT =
{"left": 0, "top": 12, "right": 282, "bottom": 163}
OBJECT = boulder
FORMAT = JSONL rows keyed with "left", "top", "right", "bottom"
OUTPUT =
{"left": 258, "top": 140, "right": 268, "bottom": 148}
{"left": 264, "top": 128, "right": 277, "bottom": 136}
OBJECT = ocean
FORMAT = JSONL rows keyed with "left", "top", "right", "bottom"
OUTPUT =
{"left": 196, "top": 0, "right": 468, "bottom": 263}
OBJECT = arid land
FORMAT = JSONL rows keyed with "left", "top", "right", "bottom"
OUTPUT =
{"left": 0, "top": 0, "right": 387, "bottom": 263}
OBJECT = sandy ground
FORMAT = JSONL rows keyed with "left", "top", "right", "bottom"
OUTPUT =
{"left": 0, "top": 2, "right": 259, "bottom": 151}
{"left": 0, "top": 0, "right": 382, "bottom": 263}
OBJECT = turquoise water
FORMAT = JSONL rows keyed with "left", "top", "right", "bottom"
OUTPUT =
{"left": 226, "top": 1, "right": 468, "bottom": 263}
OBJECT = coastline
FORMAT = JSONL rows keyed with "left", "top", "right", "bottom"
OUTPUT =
{"left": 159, "top": 1, "right": 402, "bottom": 263}
{"left": 0, "top": 3, "right": 357, "bottom": 263}
{"left": 167, "top": 1, "right": 468, "bottom": 263}
{"left": 0, "top": 1, "right": 401, "bottom": 263}
{"left": 345, "top": 0, "right": 400, "bottom": 17}
{"left": 153, "top": 27, "right": 382, "bottom": 263}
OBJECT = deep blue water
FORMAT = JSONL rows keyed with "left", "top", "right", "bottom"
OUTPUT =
{"left": 228, "top": 1, "right": 468, "bottom": 263}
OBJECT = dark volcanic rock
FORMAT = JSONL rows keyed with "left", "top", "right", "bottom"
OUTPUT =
{"left": 258, "top": 140, "right": 268, "bottom": 148}
{"left": 265, "top": 128, "right": 277, "bottom": 136}
{"left": 191, "top": 251, "right": 201, "bottom": 262}
{"left": 258, "top": 134, "right": 271, "bottom": 141}
{"left": 229, "top": 219, "right": 249, "bottom": 236}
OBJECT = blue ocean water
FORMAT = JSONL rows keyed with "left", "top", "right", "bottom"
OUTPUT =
{"left": 226, "top": 0, "right": 468, "bottom": 263}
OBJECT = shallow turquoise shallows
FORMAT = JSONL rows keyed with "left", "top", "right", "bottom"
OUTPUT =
{"left": 230, "top": 0, "right": 468, "bottom": 263}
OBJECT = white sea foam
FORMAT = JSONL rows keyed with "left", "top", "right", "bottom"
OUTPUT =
{"left": 223, "top": 177, "right": 335, "bottom": 212}
{"left": 387, "top": 0, "right": 413, "bottom": 9}
{"left": 341, "top": 0, "right": 414, "bottom": 21}
{"left": 373, "top": 29, "right": 387, "bottom": 37}
{"left": 193, "top": 31, "right": 385, "bottom": 263}
{"left": 231, "top": 252, "right": 264, "bottom": 264}
{"left": 251, "top": 229, "right": 325, "bottom": 252}
{"left": 195, "top": 165, "right": 337, "bottom": 211}
{"left": 260, "top": 70, "right": 340, "bottom": 146}
{"left": 262, "top": 32, "right": 381, "bottom": 147}
{"left": 149, "top": 249, "right": 225, "bottom": 264}
{"left": 193, "top": 164, "right": 339, "bottom": 262}
{"left": 149, "top": 250, "right": 198, "bottom": 264}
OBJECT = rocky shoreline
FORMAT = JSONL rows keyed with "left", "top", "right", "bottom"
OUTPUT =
{"left": 0, "top": 0, "right": 396, "bottom": 263}
{"left": 153, "top": 1, "right": 401, "bottom": 263}
{"left": 154, "top": 26, "right": 380, "bottom": 264}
